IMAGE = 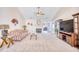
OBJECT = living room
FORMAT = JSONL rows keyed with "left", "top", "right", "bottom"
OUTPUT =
{"left": 0, "top": 7, "right": 79, "bottom": 52}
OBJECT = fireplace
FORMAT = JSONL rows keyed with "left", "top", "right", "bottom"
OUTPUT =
{"left": 36, "top": 28, "right": 42, "bottom": 33}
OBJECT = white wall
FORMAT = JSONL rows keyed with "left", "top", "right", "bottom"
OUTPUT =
{"left": 55, "top": 7, "right": 79, "bottom": 21}
{"left": 26, "top": 19, "right": 36, "bottom": 33}
{"left": 53, "top": 8, "right": 79, "bottom": 27}
{"left": 25, "top": 18, "right": 54, "bottom": 34}
{"left": 0, "top": 7, "right": 25, "bottom": 32}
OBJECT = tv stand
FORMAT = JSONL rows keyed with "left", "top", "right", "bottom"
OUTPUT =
{"left": 59, "top": 31, "right": 77, "bottom": 47}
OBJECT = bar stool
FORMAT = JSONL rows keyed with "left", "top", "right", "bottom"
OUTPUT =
{"left": 0, "top": 36, "right": 14, "bottom": 48}
{"left": 30, "top": 33, "right": 37, "bottom": 40}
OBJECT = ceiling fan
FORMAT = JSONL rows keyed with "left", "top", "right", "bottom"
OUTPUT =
{"left": 36, "top": 7, "right": 45, "bottom": 16}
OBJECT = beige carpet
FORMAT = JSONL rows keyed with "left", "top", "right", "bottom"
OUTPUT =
{"left": 0, "top": 33, "right": 78, "bottom": 52}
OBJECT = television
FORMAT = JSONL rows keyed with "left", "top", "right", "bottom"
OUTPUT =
{"left": 60, "top": 19, "right": 74, "bottom": 32}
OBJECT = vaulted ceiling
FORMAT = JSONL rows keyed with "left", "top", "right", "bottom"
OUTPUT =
{"left": 0, "top": 7, "right": 79, "bottom": 22}
{"left": 17, "top": 7, "right": 61, "bottom": 20}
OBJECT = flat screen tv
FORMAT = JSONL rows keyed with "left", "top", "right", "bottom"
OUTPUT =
{"left": 60, "top": 19, "right": 74, "bottom": 32}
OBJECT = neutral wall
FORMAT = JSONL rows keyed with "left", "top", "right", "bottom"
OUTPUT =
{"left": 26, "top": 19, "right": 36, "bottom": 33}
{"left": 0, "top": 7, "right": 25, "bottom": 31}
{"left": 55, "top": 7, "right": 79, "bottom": 21}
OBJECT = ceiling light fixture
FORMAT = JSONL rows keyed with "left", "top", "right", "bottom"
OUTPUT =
{"left": 36, "top": 7, "right": 45, "bottom": 16}
{"left": 36, "top": 7, "right": 45, "bottom": 26}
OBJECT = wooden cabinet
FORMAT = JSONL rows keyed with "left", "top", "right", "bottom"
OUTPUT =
{"left": 59, "top": 31, "right": 77, "bottom": 47}
{"left": 58, "top": 13, "right": 79, "bottom": 47}
{"left": 72, "top": 13, "right": 79, "bottom": 46}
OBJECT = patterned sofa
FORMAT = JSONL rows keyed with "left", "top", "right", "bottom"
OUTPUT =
{"left": 8, "top": 29, "right": 28, "bottom": 41}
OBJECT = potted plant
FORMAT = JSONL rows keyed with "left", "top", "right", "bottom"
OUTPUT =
{"left": 22, "top": 25, "right": 27, "bottom": 30}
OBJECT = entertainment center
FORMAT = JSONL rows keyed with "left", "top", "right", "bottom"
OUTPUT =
{"left": 59, "top": 13, "right": 79, "bottom": 47}
{"left": 59, "top": 31, "right": 77, "bottom": 46}
{"left": 59, "top": 19, "right": 77, "bottom": 47}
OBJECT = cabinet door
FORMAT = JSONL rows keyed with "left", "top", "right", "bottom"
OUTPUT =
{"left": 68, "top": 36, "right": 72, "bottom": 45}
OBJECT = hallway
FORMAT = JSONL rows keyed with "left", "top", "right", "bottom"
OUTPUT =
{"left": 0, "top": 33, "right": 78, "bottom": 52}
